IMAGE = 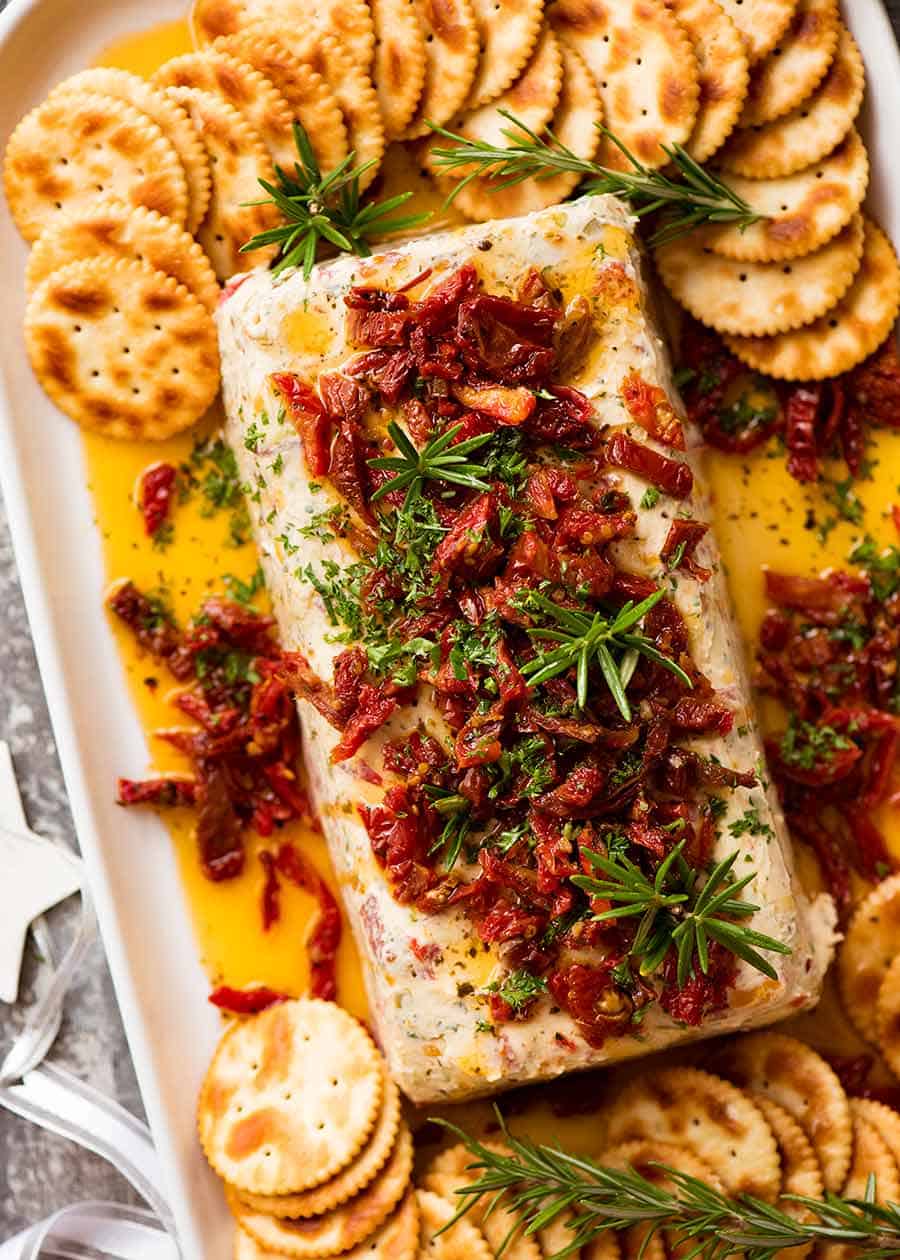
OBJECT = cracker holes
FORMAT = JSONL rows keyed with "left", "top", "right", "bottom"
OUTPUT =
{"left": 782, "top": 264, "right": 792, "bottom": 274}
{"left": 739, "top": 272, "right": 748, "bottom": 281}
{"left": 829, "top": 317, "right": 838, "bottom": 327}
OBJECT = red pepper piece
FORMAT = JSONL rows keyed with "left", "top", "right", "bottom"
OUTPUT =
{"left": 208, "top": 985, "right": 289, "bottom": 1014}
{"left": 138, "top": 462, "right": 177, "bottom": 537}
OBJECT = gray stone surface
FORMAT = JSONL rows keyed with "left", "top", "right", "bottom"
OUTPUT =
{"left": 1, "top": 0, "right": 900, "bottom": 1240}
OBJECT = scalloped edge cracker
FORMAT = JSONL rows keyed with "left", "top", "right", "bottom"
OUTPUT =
{"left": 26, "top": 199, "right": 220, "bottom": 312}
{"left": 655, "top": 211, "right": 863, "bottom": 335}
{"left": 415, "top": 1190, "right": 493, "bottom": 1260}
{"left": 725, "top": 218, "right": 900, "bottom": 379}
{"left": 25, "top": 257, "right": 219, "bottom": 440}
{"left": 716, "top": 0, "right": 796, "bottom": 62}
{"left": 701, "top": 127, "right": 868, "bottom": 261}
{"left": 877, "top": 953, "right": 900, "bottom": 1082}
{"left": 466, "top": 0, "right": 545, "bottom": 109}
{"left": 4, "top": 91, "right": 188, "bottom": 241}
{"left": 667, "top": 0, "right": 749, "bottom": 162}
{"left": 452, "top": 40, "right": 601, "bottom": 222}
{"left": 235, "top": 1191, "right": 420, "bottom": 1260}
{"left": 709, "top": 1031, "right": 852, "bottom": 1191}
{"left": 603, "top": 1066, "right": 781, "bottom": 1200}
{"left": 602, "top": 1140, "right": 722, "bottom": 1260}
{"left": 718, "top": 24, "right": 864, "bottom": 176}
{"left": 190, "top": 0, "right": 248, "bottom": 45}
{"left": 551, "top": 0, "right": 699, "bottom": 170}
{"left": 243, "top": 0, "right": 376, "bottom": 69}
{"left": 402, "top": 0, "right": 480, "bottom": 139}
{"left": 740, "top": 0, "right": 839, "bottom": 125}
{"left": 838, "top": 872, "right": 900, "bottom": 1046}
{"left": 198, "top": 999, "right": 382, "bottom": 1196}
{"left": 236, "top": 1070, "right": 402, "bottom": 1219}
{"left": 370, "top": 0, "right": 428, "bottom": 138}
{"left": 749, "top": 1094, "right": 823, "bottom": 1260}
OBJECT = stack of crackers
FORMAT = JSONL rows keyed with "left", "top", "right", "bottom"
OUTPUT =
{"left": 840, "top": 874, "right": 900, "bottom": 1081}
{"left": 198, "top": 998, "right": 418, "bottom": 1260}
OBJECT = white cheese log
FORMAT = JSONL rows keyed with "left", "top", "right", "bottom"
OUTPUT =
{"left": 217, "top": 197, "right": 837, "bottom": 1103}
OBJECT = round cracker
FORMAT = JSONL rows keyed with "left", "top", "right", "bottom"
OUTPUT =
{"left": 739, "top": 0, "right": 839, "bottom": 126}
{"left": 26, "top": 199, "right": 220, "bottom": 313}
{"left": 749, "top": 1094, "right": 823, "bottom": 1260}
{"left": 231, "top": 1126, "right": 413, "bottom": 1256}
{"left": 716, "top": 0, "right": 796, "bottom": 62}
{"left": 24, "top": 256, "right": 219, "bottom": 440}
{"left": 370, "top": 0, "right": 428, "bottom": 138}
{"left": 667, "top": 0, "right": 749, "bottom": 162}
{"left": 451, "top": 41, "right": 601, "bottom": 222}
{"left": 153, "top": 49, "right": 296, "bottom": 169}
{"left": 582, "top": 1234, "right": 621, "bottom": 1260}
{"left": 877, "top": 953, "right": 900, "bottom": 1082}
{"left": 198, "top": 999, "right": 383, "bottom": 1196}
{"left": 700, "top": 127, "right": 868, "bottom": 261}
{"left": 816, "top": 1115, "right": 900, "bottom": 1259}
{"left": 708, "top": 1031, "right": 852, "bottom": 1192}
{"left": 850, "top": 1100, "right": 900, "bottom": 1171}
{"left": 235, "top": 1190, "right": 420, "bottom": 1260}
{"left": 838, "top": 872, "right": 900, "bottom": 1047}
{"left": 551, "top": 0, "right": 699, "bottom": 170}
{"left": 237, "top": 1071, "right": 402, "bottom": 1218}
{"left": 724, "top": 218, "right": 900, "bottom": 379}
{"left": 401, "top": 0, "right": 481, "bottom": 140}
{"left": 717, "top": 24, "right": 864, "bottom": 177}
{"left": 415, "top": 1189, "right": 492, "bottom": 1260}
{"left": 164, "top": 86, "right": 278, "bottom": 281}
{"left": 656, "top": 210, "right": 863, "bottom": 335}
{"left": 243, "top": 0, "right": 377, "bottom": 70}
{"left": 603, "top": 1066, "right": 781, "bottom": 1200}
{"left": 424, "top": 1144, "right": 543, "bottom": 1260}
{"left": 290, "top": 33, "right": 385, "bottom": 190}
{"left": 4, "top": 91, "right": 188, "bottom": 242}
{"left": 465, "top": 0, "right": 545, "bottom": 109}
{"left": 47, "top": 68, "right": 212, "bottom": 234}
{"left": 537, "top": 1212, "right": 585, "bottom": 1260}
{"left": 212, "top": 29, "right": 350, "bottom": 173}
{"left": 191, "top": 0, "right": 248, "bottom": 46}
{"left": 602, "top": 1140, "right": 722, "bottom": 1260}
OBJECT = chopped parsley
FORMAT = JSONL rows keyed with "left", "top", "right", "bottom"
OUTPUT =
{"left": 779, "top": 713, "right": 852, "bottom": 771}
{"left": 728, "top": 807, "right": 775, "bottom": 841}
{"left": 223, "top": 566, "right": 266, "bottom": 607}
{"left": 849, "top": 536, "right": 900, "bottom": 602}
{"left": 640, "top": 486, "right": 661, "bottom": 510}
{"left": 493, "top": 969, "right": 547, "bottom": 1012}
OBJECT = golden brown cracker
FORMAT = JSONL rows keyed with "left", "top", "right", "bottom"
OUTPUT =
{"left": 466, "top": 0, "right": 545, "bottom": 109}
{"left": 451, "top": 41, "right": 601, "bottom": 222}
{"left": 402, "top": 0, "right": 481, "bottom": 139}
{"left": 213, "top": 28, "right": 350, "bottom": 172}
{"left": 838, "top": 872, "right": 900, "bottom": 1047}
{"left": 24, "top": 256, "right": 219, "bottom": 440}
{"left": 603, "top": 1067, "right": 781, "bottom": 1200}
{"left": 291, "top": 33, "right": 385, "bottom": 190}
{"left": 709, "top": 1031, "right": 852, "bottom": 1192}
{"left": 235, "top": 1191, "right": 420, "bottom": 1260}
{"left": 655, "top": 210, "right": 864, "bottom": 335}
{"left": 749, "top": 1094, "right": 823, "bottom": 1260}
{"left": 424, "top": 1143, "right": 543, "bottom": 1260}
{"left": 602, "top": 1141, "right": 722, "bottom": 1260}
{"left": 716, "top": 0, "right": 796, "bottom": 62}
{"left": 370, "top": 0, "right": 428, "bottom": 138}
{"left": 48, "top": 68, "right": 212, "bottom": 232}
{"left": 236, "top": 1071, "right": 402, "bottom": 1218}
{"left": 164, "top": 86, "right": 278, "bottom": 280}
{"left": 667, "top": 0, "right": 749, "bottom": 162}
{"left": 582, "top": 1234, "right": 621, "bottom": 1260}
{"left": 230, "top": 1127, "right": 412, "bottom": 1256}
{"left": 700, "top": 127, "right": 868, "bottom": 261}
{"left": 718, "top": 24, "right": 864, "bottom": 177}
{"left": 850, "top": 1100, "right": 900, "bottom": 1171}
{"left": 26, "top": 199, "right": 220, "bottom": 313}
{"left": 4, "top": 91, "right": 188, "bottom": 242}
{"left": 877, "top": 954, "right": 900, "bottom": 1082}
{"left": 198, "top": 999, "right": 383, "bottom": 1196}
{"left": 551, "top": 0, "right": 699, "bottom": 170}
{"left": 740, "top": 0, "right": 839, "bottom": 125}
{"left": 191, "top": 0, "right": 248, "bottom": 46}
{"left": 415, "top": 1189, "right": 492, "bottom": 1260}
{"left": 725, "top": 219, "right": 900, "bottom": 379}
{"left": 244, "top": 0, "right": 377, "bottom": 70}
{"left": 153, "top": 49, "right": 296, "bottom": 169}
{"left": 816, "top": 1116, "right": 900, "bottom": 1260}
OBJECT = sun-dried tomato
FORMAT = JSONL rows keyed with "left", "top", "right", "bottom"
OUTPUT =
{"left": 332, "top": 684, "right": 398, "bottom": 763}
{"left": 270, "top": 372, "right": 333, "bottom": 476}
{"left": 108, "top": 581, "right": 188, "bottom": 672}
{"left": 670, "top": 695, "right": 733, "bottom": 735}
{"left": 536, "top": 764, "right": 607, "bottom": 818}
{"left": 319, "top": 371, "right": 372, "bottom": 429}
{"left": 455, "top": 293, "right": 559, "bottom": 385}
{"left": 621, "top": 370, "right": 685, "bottom": 449}
{"left": 784, "top": 385, "right": 823, "bottom": 482}
{"left": 659, "top": 944, "right": 735, "bottom": 1025}
{"left": 208, "top": 985, "right": 289, "bottom": 1014}
{"left": 138, "top": 462, "right": 177, "bottom": 537}
{"left": 195, "top": 763, "right": 245, "bottom": 881}
{"left": 451, "top": 382, "right": 536, "bottom": 425}
{"left": 848, "top": 338, "right": 900, "bottom": 429}
{"left": 328, "top": 419, "right": 375, "bottom": 523}
{"left": 660, "top": 519, "right": 711, "bottom": 582}
{"left": 117, "top": 776, "right": 197, "bottom": 807}
{"left": 259, "top": 849, "right": 281, "bottom": 931}
{"left": 432, "top": 493, "right": 503, "bottom": 580}
{"left": 548, "top": 963, "right": 631, "bottom": 1048}
{"left": 361, "top": 785, "right": 439, "bottom": 905}
{"left": 276, "top": 842, "right": 342, "bottom": 1001}
{"left": 524, "top": 386, "right": 597, "bottom": 448}
{"left": 346, "top": 348, "right": 416, "bottom": 404}
{"left": 604, "top": 432, "right": 693, "bottom": 498}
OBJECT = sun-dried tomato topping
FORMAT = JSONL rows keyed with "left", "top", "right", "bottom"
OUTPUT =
{"left": 604, "top": 432, "right": 694, "bottom": 498}
{"left": 275, "top": 842, "right": 342, "bottom": 1001}
{"left": 548, "top": 963, "right": 634, "bottom": 1048}
{"left": 208, "top": 985, "right": 289, "bottom": 1014}
{"left": 452, "top": 382, "right": 536, "bottom": 425}
{"left": 271, "top": 372, "right": 332, "bottom": 476}
{"left": 138, "top": 462, "right": 177, "bottom": 537}
{"left": 108, "top": 581, "right": 190, "bottom": 675}
{"left": 332, "top": 684, "right": 398, "bottom": 763}
{"left": 660, "top": 519, "right": 711, "bottom": 581}
{"left": 621, "top": 370, "right": 685, "bottom": 450}
{"left": 784, "top": 385, "right": 822, "bottom": 483}
{"left": 117, "top": 777, "right": 197, "bottom": 807}
{"left": 259, "top": 849, "right": 281, "bottom": 931}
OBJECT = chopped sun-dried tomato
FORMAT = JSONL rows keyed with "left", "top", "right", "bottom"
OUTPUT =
{"left": 208, "top": 985, "right": 289, "bottom": 1014}
{"left": 276, "top": 842, "right": 342, "bottom": 1001}
{"left": 138, "top": 462, "right": 177, "bottom": 537}
{"left": 660, "top": 519, "right": 711, "bottom": 582}
{"left": 621, "top": 370, "right": 685, "bottom": 450}
{"left": 117, "top": 776, "right": 197, "bottom": 807}
{"left": 604, "top": 432, "right": 693, "bottom": 498}
{"left": 271, "top": 372, "right": 332, "bottom": 476}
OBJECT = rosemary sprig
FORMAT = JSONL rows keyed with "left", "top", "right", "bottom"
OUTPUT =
{"left": 518, "top": 587, "right": 692, "bottom": 718}
{"left": 432, "top": 1115, "right": 900, "bottom": 1260}
{"left": 242, "top": 122, "right": 430, "bottom": 277}
{"left": 369, "top": 421, "right": 493, "bottom": 508}
{"left": 427, "top": 113, "right": 761, "bottom": 247}
{"left": 572, "top": 841, "right": 791, "bottom": 982}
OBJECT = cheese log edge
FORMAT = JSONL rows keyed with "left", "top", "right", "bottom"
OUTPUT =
{"left": 217, "top": 197, "right": 837, "bottom": 1103}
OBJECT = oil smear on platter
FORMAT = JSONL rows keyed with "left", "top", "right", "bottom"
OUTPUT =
{"left": 87, "top": 19, "right": 900, "bottom": 1094}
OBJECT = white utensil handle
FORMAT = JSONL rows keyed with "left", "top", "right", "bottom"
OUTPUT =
{"left": 0, "top": 1202, "right": 177, "bottom": 1260}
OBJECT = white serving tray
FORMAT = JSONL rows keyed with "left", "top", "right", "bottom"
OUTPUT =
{"left": 0, "top": 1, "right": 899, "bottom": 1256}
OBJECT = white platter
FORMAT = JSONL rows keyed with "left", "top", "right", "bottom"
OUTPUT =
{"left": 0, "top": 1, "right": 899, "bottom": 1256}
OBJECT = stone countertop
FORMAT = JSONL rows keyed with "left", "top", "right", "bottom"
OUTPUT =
{"left": 2, "top": 0, "right": 900, "bottom": 1240}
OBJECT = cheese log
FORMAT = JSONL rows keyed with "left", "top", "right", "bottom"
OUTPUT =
{"left": 217, "top": 197, "right": 837, "bottom": 1103}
